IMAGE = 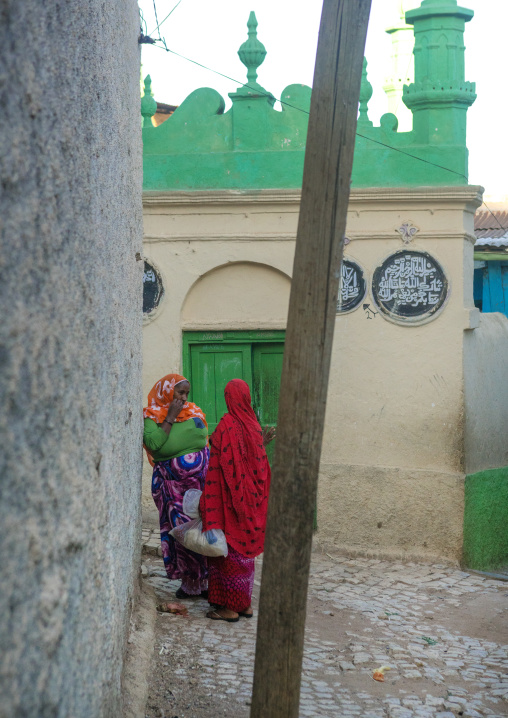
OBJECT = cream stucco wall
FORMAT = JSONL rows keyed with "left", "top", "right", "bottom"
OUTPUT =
{"left": 143, "top": 190, "right": 299, "bottom": 391}
{"left": 319, "top": 187, "right": 481, "bottom": 561}
{"left": 142, "top": 186, "right": 496, "bottom": 562}
{"left": 181, "top": 262, "right": 291, "bottom": 329}
{"left": 142, "top": 191, "right": 298, "bottom": 510}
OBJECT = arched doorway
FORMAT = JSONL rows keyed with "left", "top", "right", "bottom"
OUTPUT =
{"left": 181, "top": 261, "right": 291, "bottom": 461}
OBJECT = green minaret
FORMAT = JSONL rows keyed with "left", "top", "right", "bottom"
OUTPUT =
{"left": 403, "top": 0, "right": 476, "bottom": 149}
{"left": 383, "top": 0, "right": 420, "bottom": 132}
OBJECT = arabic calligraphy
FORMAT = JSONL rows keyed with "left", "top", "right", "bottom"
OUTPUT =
{"left": 337, "top": 259, "right": 367, "bottom": 314}
{"left": 143, "top": 261, "right": 164, "bottom": 315}
{"left": 372, "top": 251, "right": 448, "bottom": 322}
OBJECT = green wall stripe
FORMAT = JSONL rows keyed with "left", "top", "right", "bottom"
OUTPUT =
{"left": 463, "top": 466, "right": 508, "bottom": 571}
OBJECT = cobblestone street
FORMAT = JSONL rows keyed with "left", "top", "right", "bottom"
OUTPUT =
{"left": 142, "top": 537, "right": 508, "bottom": 718}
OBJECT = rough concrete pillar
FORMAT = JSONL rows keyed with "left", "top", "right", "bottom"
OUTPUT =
{"left": 0, "top": 1, "right": 143, "bottom": 716}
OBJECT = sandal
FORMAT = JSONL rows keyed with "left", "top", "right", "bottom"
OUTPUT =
{"left": 206, "top": 609, "right": 239, "bottom": 623}
{"left": 239, "top": 610, "right": 253, "bottom": 619}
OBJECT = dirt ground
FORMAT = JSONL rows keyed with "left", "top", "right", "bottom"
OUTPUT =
{"left": 139, "top": 553, "right": 508, "bottom": 718}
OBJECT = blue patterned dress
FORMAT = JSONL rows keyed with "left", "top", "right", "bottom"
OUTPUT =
{"left": 151, "top": 448, "right": 210, "bottom": 594}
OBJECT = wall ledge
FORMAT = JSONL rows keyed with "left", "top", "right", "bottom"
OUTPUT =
{"left": 143, "top": 185, "right": 484, "bottom": 209}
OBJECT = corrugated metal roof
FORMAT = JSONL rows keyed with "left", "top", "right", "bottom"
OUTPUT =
{"left": 475, "top": 210, "right": 508, "bottom": 232}
{"left": 474, "top": 206, "right": 508, "bottom": 248}
{"left": 475, "top": 233, "right": 508, "bottom": 247}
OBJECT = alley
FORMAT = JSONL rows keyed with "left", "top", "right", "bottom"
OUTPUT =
{"left": 141, "top": 539, "right": 508, "bottom": 718}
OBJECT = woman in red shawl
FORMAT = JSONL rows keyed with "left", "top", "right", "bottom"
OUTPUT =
{"left": 200, "top": 379, "right": 275, "bottom": 622}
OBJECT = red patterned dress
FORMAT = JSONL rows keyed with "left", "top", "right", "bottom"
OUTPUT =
{"left": 200, "top": 379, "right": 271, "bottom": 612}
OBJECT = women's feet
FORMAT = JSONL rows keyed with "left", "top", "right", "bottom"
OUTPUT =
{"left": 239, "top": 606, "right": 253, "bottom": 618}
{"left": 206, "top": 607, "right": 239, "bottom": 622}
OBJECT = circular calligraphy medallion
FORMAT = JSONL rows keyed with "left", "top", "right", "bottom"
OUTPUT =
{"left": 372, "top": 250, "right": 448, "bottom": 324}
{"left": 336, "top": 259, "right": 367, "bottom": 314}
{"left": 143, "top": 261, "right": 164, "bottom": 315}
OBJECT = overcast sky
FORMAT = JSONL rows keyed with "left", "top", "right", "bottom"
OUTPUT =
{"left": 138, "top": 0, "right": 508, "bottom": 197}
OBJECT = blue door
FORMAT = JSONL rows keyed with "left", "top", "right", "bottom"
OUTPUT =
{"left": 474, "top": 261, "right": 508, "bottom": 317}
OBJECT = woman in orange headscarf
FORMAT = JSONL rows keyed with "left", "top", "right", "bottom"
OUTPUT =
{"left": 143, "top": 374, "right": 209, "bottom": 598}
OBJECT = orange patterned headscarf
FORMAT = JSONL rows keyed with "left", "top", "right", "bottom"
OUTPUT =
{"left": 143, "top": 373, "right": 208, "bottom": 429}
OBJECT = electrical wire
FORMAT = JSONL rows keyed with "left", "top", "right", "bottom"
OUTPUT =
{"left": 480, "top": 201, "right": 507, "bottom": 232}
{"left": 354, "top": 132, "right": 467, "bottom": 181}
{"left": 139, "top": 7, "right": 148, "bottom": 35}
{"left": 152, "top": 0, "right": 162, "bottom": 41}
{"left": 151, "top": 43, "right": 286, "bottom": 104}
{"left": 145, "top": 37, "right": 508, "bottom": 229}
{"left": 149, "top": 0, "right": 183, "bottom": 38}
{"left": 148, "top": 43, "right": 468, "bottom": 178}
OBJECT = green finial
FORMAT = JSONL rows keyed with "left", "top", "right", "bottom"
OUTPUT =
{"left": 238, "top": 11, "right": 267, "bottom": 85}
{"left": 141, "top": 74, "right": 157, "bottom": 128}
{"left": 420, "top": 0, "right": 458, "bottom": 5}
{"left": 358, "top": 58, "right": 373, "bottom": 127}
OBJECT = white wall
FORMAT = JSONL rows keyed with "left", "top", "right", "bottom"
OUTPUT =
{"left": 464, "top": 312, "right": 508, "bottom": 474}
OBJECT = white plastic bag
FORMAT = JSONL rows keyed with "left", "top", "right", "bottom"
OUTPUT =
{"left": 182, "top": 488, "right": 202, "bottom": 519}
{"left": 170, "top": 518, "right": 228, "bottom": 558}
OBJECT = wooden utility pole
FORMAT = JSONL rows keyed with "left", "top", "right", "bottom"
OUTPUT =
{"left": 250, "top": 1, "right": 372, "bottom": 717}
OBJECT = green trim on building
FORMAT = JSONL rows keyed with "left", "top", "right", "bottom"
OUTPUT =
{"left": 474, "top": 253, "right": 508, "bottom": 262}
{"left": 463, "top": 466, "right": 508, "bottom": 571}
{"left": 142, "top": 2, "right": 476, "bottom": 191}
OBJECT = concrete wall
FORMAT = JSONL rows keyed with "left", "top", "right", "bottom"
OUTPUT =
{"left": 319, "top": 186, "right": 481, "bottom": 562}
{"left": 181, "top": 262, "right": 291, "bottom": 330}
{"left": 464, "top": 312, "right": 508, "bottom": 474}
{"left": 142, "top": 186, "right": 487, "bottom": 562}
{"left": 462, "top": 312, "right": 508, "bottom": 570}
{"left": 142, "top": 190, "right": 297, "bottom": 509}
{"left": 142, "top": 190, "right": 299, "bottom": 391}
{"left": 0, "top": 3, "right": 143, "bottom": 716}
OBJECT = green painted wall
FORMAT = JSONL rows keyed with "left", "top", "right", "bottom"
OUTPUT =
{"left": 143, "top": 84, "right": 311, "bottom": 191}
{"left": 463, "top": 466, "right": 508, "bottom": 571}
{"left": 142, "top": 1, "right": 476, "bottom": 191}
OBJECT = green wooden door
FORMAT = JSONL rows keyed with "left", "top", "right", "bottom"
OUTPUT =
{"left": 184, "top": 332, "right": 284, "bottom": 458}
{"left": 252, "top": 343, "right": 284, "bottom": 464}
{"left": 189, "top": 343, "right": 252, "bottom": 434}
{"left": 183, "top": 332, "right": 318, "bottom": 526}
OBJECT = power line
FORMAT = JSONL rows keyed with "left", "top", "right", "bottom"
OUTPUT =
{"left": 139, "top": 7, "right": 148, "bottom": 35}
{"left": 151, "top": 44, "right": 296, "bottom": 109}
{"left": 148, "top": 43, "right": 469, "bottom": 180}
{"left": 149, "top": 0, "right": 183, "bottom": 38}
{"left": 480, "top": 201, "right": 508, "bottom": 232}
{"left": 152, "top": 0, "right": 161, "bottom": 41}
{"left": 145, "top": 38, "right": 508, "bottom": 225}
{"left": 355, "top": 132, "right": 467, "bottom": 181}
